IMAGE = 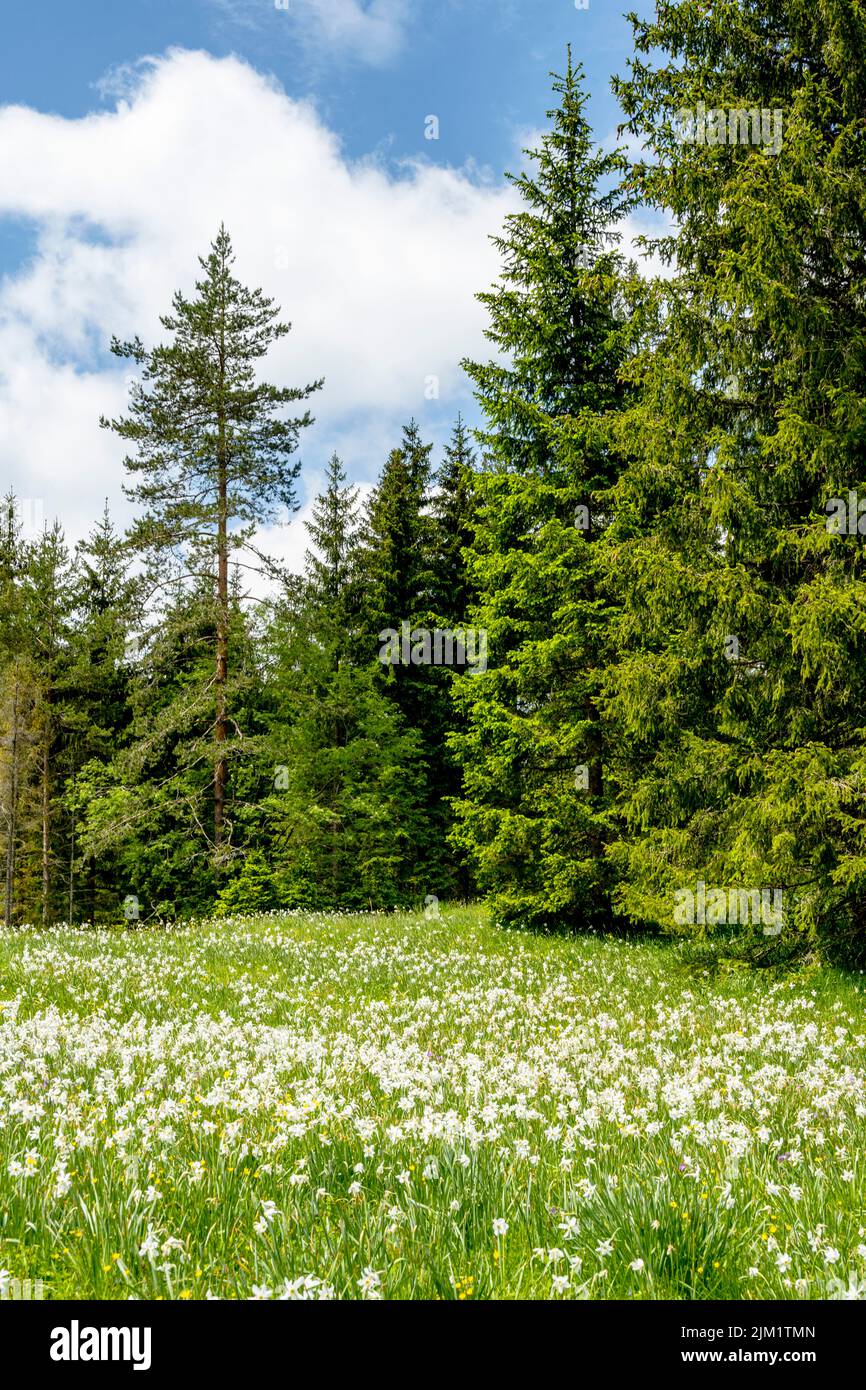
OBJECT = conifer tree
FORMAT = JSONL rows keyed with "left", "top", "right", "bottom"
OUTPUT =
{"left": 0, "top": 657, "right": 38, "bottom": 925}
{"left": 0, "top": 492, "right": 24, "bottom": 654}
{"left": 256, "top": 456, "right": 427, "bottom": 908}
{"left": 430, "top": 415, "right": 477, "bottom": 624}
{"left": 101, "top": 225, "right": 321, "bottom": 860}
{"left": 77, "top": 569, "right": 261, "bottom": 919}
{"left": 66, "top": 506, "right": 139, "bottom": 921}
{"left": 360, "top": 421, "right": 471, "bottom": 894}
{"left": 361, "top": 420, "right": 434, "bottom": 677}
{"left": 609, "top": 0, "right": 866, "bottom": 961}
{"left": 305, "top": 452, "right": 361, "bottom": 656}
{"left": 20, "top": 522, "right": 74, "bottom": 924}
{"left": 451, "top": 52, "right": 632, "bottom": 927}
{"left": 0, "top": 498, "right": 36, "bottom": 923}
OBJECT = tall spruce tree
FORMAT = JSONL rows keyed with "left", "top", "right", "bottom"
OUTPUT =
{"left": 608, "top": 0, "right": 866, "bottom": 962}
{"left": 66, "top": 506, "right": 139, "bottom": 921}
{"left": 101, "top": 225, "right": 321, "bottom": 861}
{"left": 430, "top": 415, "right": 477, "bottom": 624}
{"left": 427, "top": 417, "right": 479, "bottom": 898}
{"left": 450, "top": 52, "right": 632, "bottom": 928}
{"left": 0, "top": 498, "right": 36, "bottom": 924}
{"left": 361, "top": 420, "right": 435, "bottom": 677}
{"left": 20, "top": 521, "right": 74, "bottom": 924}
{"left": 253, "top": 455, "right": 428, "bottom": 909}
{"left": 360, "top": 421, "right": 469, "bottom": 895}
{"left": 0, "top": 657, "right": 38, "bottom": 926}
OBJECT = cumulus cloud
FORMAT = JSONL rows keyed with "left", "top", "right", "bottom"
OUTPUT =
{"left": 208, "top": 0, "right": 413, "bottom": 67}
{"left": 0, "top": 49, "right": 516, "bottom": 560}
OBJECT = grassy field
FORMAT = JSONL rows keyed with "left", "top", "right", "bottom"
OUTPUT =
{"left": 0, "top": 906, "right": 864, "bottom": 1301}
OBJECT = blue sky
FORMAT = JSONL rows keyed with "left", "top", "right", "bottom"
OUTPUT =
{"left": 0, "top": 0, "right": 652, "bottom": 571}
{"left": 0, "top": 1, "right": 638, "bottom": 175}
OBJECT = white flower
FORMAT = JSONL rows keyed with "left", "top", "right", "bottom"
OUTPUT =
{"left": 278, "top": 1275, "right": 330, "bottom": 1301}
{"left": 824, "top": 1247, "right": 841, "bottom": 1264}
{"left": 629, "top": 1258, "right": 645, "bottom": 1273}
{"left": 53, "top": 1167, "right": 73, "bottom": 1198}
{"left": 357, "top": 1267, "right": 382, "bottom": 1299}
{"left": 492, "top": 1219, "right": 508, "bottom": 1238}
{"left": 138, "top": 1229, "right": 159, "bottom": 1260}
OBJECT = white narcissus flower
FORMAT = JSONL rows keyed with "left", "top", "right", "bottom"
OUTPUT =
{"left": 138, "top": 1229, "right": 159, "bottom": 1260}
{"left": 357, "top": 1267, "right": 383, "bottom": 1299}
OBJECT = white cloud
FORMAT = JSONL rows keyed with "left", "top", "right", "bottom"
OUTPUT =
{"left": 209, "top": 0, "right": 412, "bottom": 67}
{"left": 0, "top": 50, "right": 516, "bottom": 564}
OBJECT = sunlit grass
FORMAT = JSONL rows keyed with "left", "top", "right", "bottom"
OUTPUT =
{"left": 0, "top": 907, "right": 864, "bottom": 1300}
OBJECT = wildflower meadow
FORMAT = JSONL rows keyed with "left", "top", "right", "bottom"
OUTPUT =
{"left": 1, "top": 907, "right": 864, "bottom": 1302}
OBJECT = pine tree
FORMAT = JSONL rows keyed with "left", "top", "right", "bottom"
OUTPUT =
{"left": 451, "top": 51, "right": 632, "bottom": 928}
{"left": 101, "top": 225, "right": 321, "bottom": 861}
{"left": 77, "top": 569, "right": 262, "bottom": 919}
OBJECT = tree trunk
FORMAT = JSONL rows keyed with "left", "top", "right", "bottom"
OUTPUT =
{"left": 215, "top": 491, "right": 228, "bottom": 851}
{"left": 4, "top": 669, "right": 20, "bottom": 926}
{"left": 41, "top": 725, "right": 50, "bottom": 926}
{"left": 68, "top": 759, "right": 76, "bottom": 924}
{"left": 214, "top": 287, "right": 229, "bottom": 854}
